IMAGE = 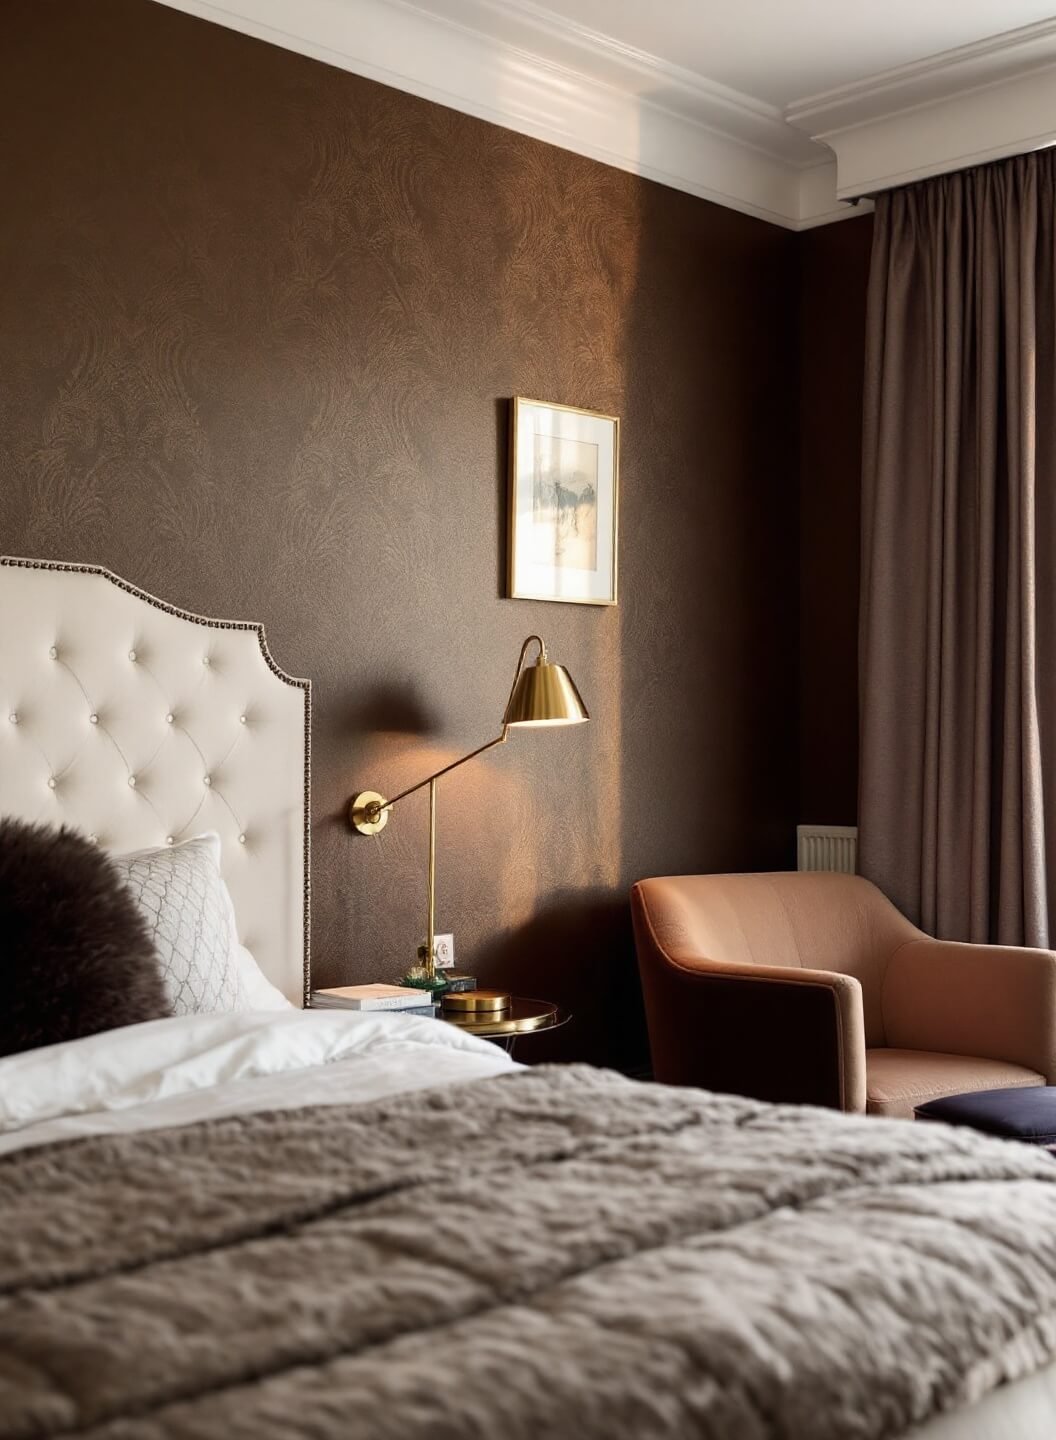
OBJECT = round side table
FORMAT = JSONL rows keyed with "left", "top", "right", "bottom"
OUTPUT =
{"left": 441, "top": 996, "right": 570, "bottom": 1055}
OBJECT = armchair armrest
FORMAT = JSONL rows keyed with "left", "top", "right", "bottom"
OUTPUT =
{"left": 882, "top": 939, "right": 1056, "bottom": 1081}
{"left": 632, "top": 890, "right": 867, "bottom": 1111}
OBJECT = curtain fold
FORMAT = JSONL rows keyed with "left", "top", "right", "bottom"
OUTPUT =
{"left": 859, "top": 151, "right": 1056, "bottom": 947}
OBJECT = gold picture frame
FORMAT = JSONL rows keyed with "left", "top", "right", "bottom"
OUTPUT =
{"left": 508, "top": 397, "right": 619, "bottom": 606}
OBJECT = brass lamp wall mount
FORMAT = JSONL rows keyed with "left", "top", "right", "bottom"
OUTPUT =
{"left": 348, "top": 790, "right": 389, "bottom": 835}
{"left": 349, "top": 635, "right": 588, "bottom": 982}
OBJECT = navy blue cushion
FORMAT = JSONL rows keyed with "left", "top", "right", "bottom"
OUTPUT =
{"left": 915, "top": 1085, "right": 1056, "bottom": 1144}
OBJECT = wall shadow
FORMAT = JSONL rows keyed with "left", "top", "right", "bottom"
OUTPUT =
{"left": 332, "top": 681, "right": 438, "bottom": 742}
{"left": 472, "top": 890, "right": 647, "bottom": 1070}
{"left": 797, "top": 214, "right": 873, "bottom": 826}
{"left": 618, "top": 169, "right": 801, "bottom": 899}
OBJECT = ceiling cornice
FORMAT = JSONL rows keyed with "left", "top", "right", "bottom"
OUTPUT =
{"left": 152, "top": 0, "right": 843, "bottom": 230}
{"left": 787, "top": 17, "right": 1056, "bottom": 200}
{"left": 402, "top": 0, "right": 821, "bottom": 166}
{"left": 152, "top": 0, "right": 1056, "bottom": 228}
{"left": 788, "top": 17, "right": 1056, "bottom": 132}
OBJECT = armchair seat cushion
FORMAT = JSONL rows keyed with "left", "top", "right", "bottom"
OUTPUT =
{"left": 866, "top": 1049, "right": 1044, "bottom": 1119}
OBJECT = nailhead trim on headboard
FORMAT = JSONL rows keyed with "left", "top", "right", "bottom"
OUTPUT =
{"left": 0, "top": 556, "right": 312, "bottom": 1005}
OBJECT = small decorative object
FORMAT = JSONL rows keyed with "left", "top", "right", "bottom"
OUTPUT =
{"left": 443, "top": 974, "right": 478, "bottom": 994}
{"left": 348, "top": 635, "right": 588, "bottom": 985}
{"left": 433, "top": 933, "right": 455, "bottom": 970}
{"left": 441, "top": 988, "right": 511, "bottom": 1014}
{"left": 403, "top": 946, "right": 449, "bottom": 997}
{"left": 508, "top": 397, "right": 619, "bottom": 606}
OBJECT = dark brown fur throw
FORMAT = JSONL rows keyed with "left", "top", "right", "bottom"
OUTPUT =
{"left": 0, "top": 818, "right": 170, "bottom": 1056}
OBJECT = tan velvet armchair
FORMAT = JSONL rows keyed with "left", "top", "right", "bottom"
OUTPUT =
{"left": 632, "top": 872, "right": 1056, "bottom": 1117}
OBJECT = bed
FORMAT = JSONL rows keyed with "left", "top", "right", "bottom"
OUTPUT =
{"left": 1, "top": 555, "right": 1055, "bottom": 1440}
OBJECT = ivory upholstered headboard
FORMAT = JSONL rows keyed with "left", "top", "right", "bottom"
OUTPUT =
{"left": 0, "top": 558, "right": 311, "bottom": 1005}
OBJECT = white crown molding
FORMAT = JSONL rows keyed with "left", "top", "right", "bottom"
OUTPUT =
{"left": 787, "top": 18, "right": 1056, "bottom": 132}
{"left": 401, "top": 0, "right": 821, "bottom": 166}
{"left": 786, "top": 18, "right": 1056, "bottom": 200}
{"left": 151, "top": 0, "right": 840, "bottom": 230}
{"left": 151, "top": 0, "right": 1056, "bottom": 228}
{"left": 795, "top": 162, "right": 873, "bottom": 231}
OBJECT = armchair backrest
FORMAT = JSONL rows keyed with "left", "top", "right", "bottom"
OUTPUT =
{"left": 634, "top": 872, "right": 922, "bottom": 1047}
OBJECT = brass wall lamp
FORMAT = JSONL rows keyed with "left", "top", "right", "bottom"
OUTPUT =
{"left": 349, "top": 636, "right": 588, "bottom": 983}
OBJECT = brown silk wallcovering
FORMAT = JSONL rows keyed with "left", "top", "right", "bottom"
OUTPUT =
{"left": 0, "top": 0, "right": 800, "bottom": 1069}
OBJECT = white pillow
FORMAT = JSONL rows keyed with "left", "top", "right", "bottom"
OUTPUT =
{"left": 234, "top": 943, "right": 295, "bottom": 1011}
{"left": 111, "top": 834, "right": 246, "bottom": 1015}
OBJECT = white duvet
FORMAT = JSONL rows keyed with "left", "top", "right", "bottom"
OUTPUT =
{"left": 0, "top": 1009, "right": 518, "bottom": 1156}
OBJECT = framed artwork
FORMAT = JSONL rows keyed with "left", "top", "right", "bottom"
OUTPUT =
{"left": 508, "top": 397, "right": 619, "bottom": 606}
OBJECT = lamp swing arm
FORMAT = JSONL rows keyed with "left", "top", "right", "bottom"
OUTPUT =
{"left": 356, "top": 636, "right": 547, "bottom": 826}
{"left": 371, "top": 730, "right": 509, "bottom": 817}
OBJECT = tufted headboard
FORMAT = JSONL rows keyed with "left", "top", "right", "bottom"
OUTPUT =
{"left": 0, "top": 557, "right": 311, "bottom": 1005}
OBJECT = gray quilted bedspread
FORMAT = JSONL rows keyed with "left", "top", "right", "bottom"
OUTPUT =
{"left": 2, "top": 1064, "right": 1056, "bottom": 1440}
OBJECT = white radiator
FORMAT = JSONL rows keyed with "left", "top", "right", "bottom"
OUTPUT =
{"left": 797, "top": 824, "right": 858, "bottom": 875}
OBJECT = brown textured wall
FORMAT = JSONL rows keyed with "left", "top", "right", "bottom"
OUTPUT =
{"left": 0, "top": 0, "right": 800, "bottom": 1069}
{"left": 798, "top": 214, "right": 873, "bottom": 827}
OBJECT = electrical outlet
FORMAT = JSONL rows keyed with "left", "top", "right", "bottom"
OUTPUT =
{"left": 433, "top": 933, "right": 455, "bottom": 970}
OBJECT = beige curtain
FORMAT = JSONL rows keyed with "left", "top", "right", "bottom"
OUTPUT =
{"left": 859, "top": 152, "right": 1056, "bottom": 947}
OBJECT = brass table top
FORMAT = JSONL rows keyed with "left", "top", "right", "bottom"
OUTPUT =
{"left": 441, "top": 995, "right": 569, "bottom": 1037}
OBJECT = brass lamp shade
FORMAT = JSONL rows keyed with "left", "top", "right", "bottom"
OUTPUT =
{"left": 502, "top": 659, "right": 589, "bottom": 727}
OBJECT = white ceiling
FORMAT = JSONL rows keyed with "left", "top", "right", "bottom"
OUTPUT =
{"left": 468, "top": 0, "right": 1056, "bottom": 108}
{"left": 158, "top": 0, "right": 1056, "bottom": 227}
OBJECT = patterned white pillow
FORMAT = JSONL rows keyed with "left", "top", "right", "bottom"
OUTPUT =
{"left": 111, "top": 834, "right": 245, "bottom": 1015}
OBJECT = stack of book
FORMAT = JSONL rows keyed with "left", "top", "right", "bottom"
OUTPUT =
{"left": 309, "top": 983, "right": 439, "bottom": 1018}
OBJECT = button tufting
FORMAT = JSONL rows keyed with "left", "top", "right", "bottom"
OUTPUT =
{"left": 239, "top": 714, "right": 247, "bottom": 724}
{"left": 203, "top": 775, "right": 212, "bottom": 787}
{"left": 202, "top": 656, "right": 211, "bottom": 667}
{"left": 89, "top": 713, "right": 99, "bottom": 725}
{"left": 128, "top": 775, "right": 137, "bottom": 788}
{"left": 166, "top": 713, "right": 174, "bottom": 724}
{"left": 238, "top": 834, "right": 246, "bottom": 844}
{"left": 128, "top": 650, "right": 137, "bottom": 662}
{"left": 49, "top": 646, "right": 57, "bottom": 660}
{"left": 165, "top": 836, "right": 174, "bottom": 845}
{"left": 8, "top": 714, "right": 17, "bottom": 725}
{"left": 47, "top": 777, "right": 56, "bottom": 789}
